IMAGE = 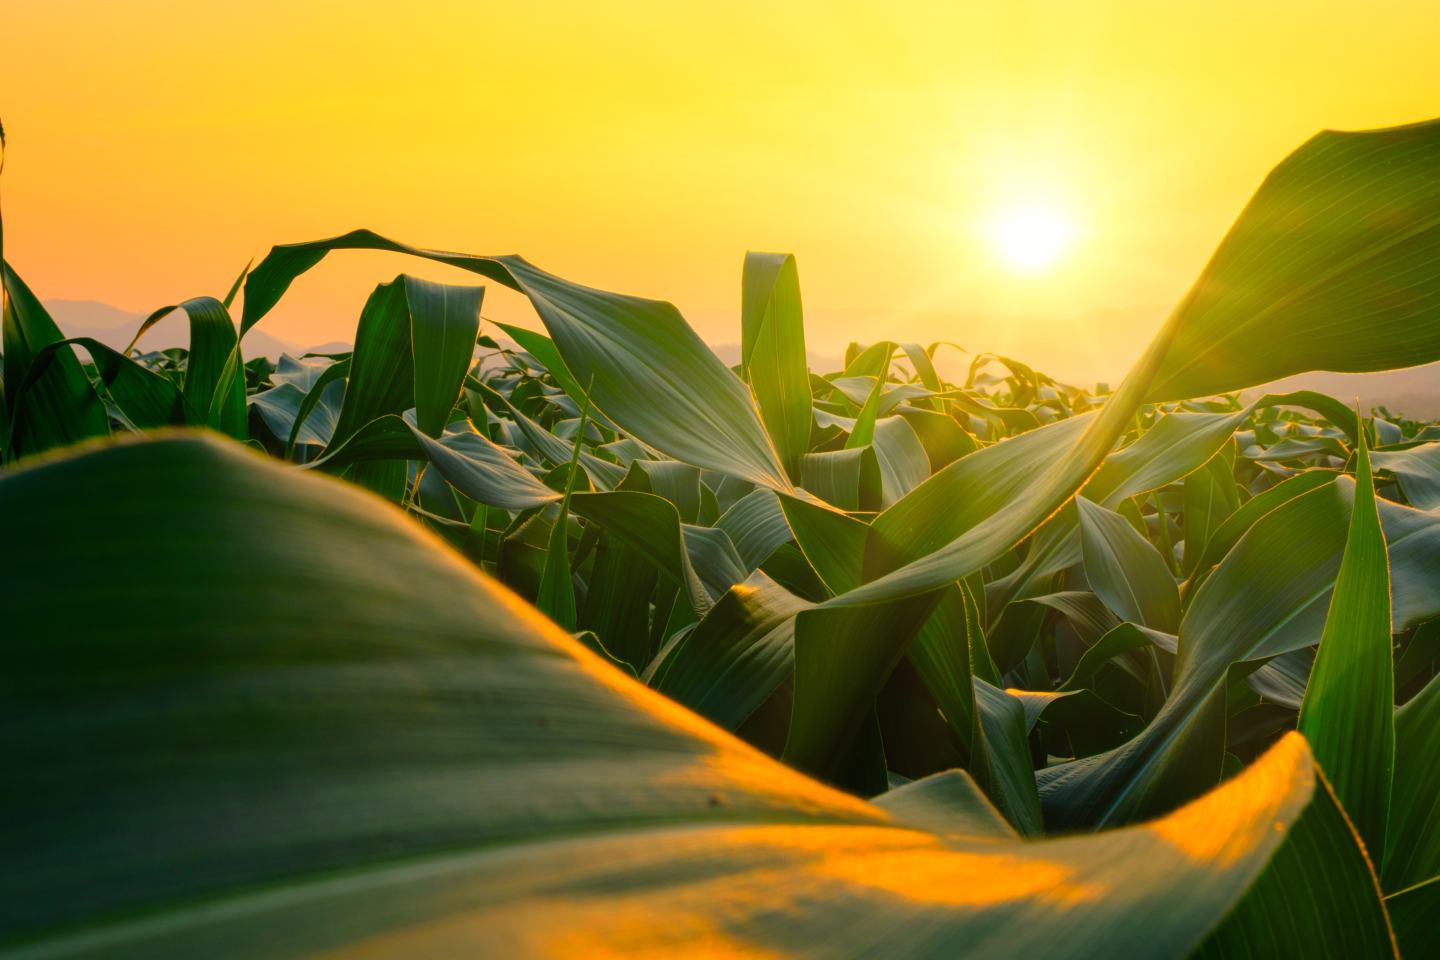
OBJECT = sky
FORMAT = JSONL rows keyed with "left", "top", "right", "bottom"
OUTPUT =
{"left": 4, "top": 0, "right": 1439, "bottom": 382}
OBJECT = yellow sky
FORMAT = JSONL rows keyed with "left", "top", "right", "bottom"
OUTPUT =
{"left": 4, "top": 0, "right": 1439, "bottom": 380}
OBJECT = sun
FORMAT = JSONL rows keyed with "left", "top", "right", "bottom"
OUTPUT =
{"left": 989, "top": 204, "right": 1076, "bottom": 274}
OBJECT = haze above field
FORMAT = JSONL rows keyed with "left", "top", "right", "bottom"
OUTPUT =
{"left": 5, "top": 1, "right": 1439, "bottom": 383}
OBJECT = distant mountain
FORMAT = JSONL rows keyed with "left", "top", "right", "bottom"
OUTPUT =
{"left": 43, "top": 300, "right": 305, "bottom": 360}
{"left": 35, "top": 300, "right": 1440, "bottom": 419}
{"left": 707, "top": 343, "right": 846, "bottom": 371}
{"left": 1251, "top": 364, "right": 1440, "bottom": 419}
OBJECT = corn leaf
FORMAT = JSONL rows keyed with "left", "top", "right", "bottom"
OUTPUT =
{"left": 1297, "top": 417, "right": 1394, "bottom": 858}
{"left": 242, "top": 231, "right": 790, "bottom": 488}
{"left": 1383, "top": 670, "right": 1440, "bottom": 892}
{"left": 1076, "top": 495, "right": 1181, "bottom": 632}
{"left": 1041, "top": 480, "right": 1440, "bottom": 830}
{"left": 1146, "top": 118, "right": 1440, "bottom": 402}
{"left": 741, "top": 252, "right": 811, "bottom": 480}
{"left": 1, "top": 263, "right": 109, "bottom": 459}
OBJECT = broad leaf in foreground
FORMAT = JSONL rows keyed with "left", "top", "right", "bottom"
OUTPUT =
{"left": 0, "top": 434, "right": 1391, "bottom": 958}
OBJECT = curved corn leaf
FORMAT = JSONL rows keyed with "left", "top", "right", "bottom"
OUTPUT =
{"left": 309, "top": 415, "right": 560, "bottom": 512}
{"left": 1192, "top": 766, "right": 1396, "bottom": 958}
{"left": 1042, "top": 480, "right": 1440, "bottom": 830}
{"left": 328, "top": 276, "right": 481, "bottom": 445}
{"left": 650, "top": 569, "right": 812, "bottom": 729}
{"left": 16, "top": 337, "right": 187, "bottom": 431}
{"left": 569, "top": 489, "right": 726, "bottom": 615}
{"left": 1076, "top": 496, "right": 1181, "bottom": 632}
{"left": 1371, "top": 442, "right": 1440, "bottom": 510}
{"left": 472, "top": 379, "right": 626, "bottom": 489}
{"left": 714, "top": 488, "right": 793, "bottom": 571}
{"left": 800, "top": 445, "right": 880, "bottom": 511}
{"left": 1146, "top": 118, "right": 1440, "bottom": 402}
{"left": 1084, "top": 410, "right": 1248, "bottom": 507}
{"left": 873, "top": 769, "right": 1017, "bottom": 839}
{"left": 1, "top": 263, "right": 109, "bottom": 459}
{"left": 0, "top": 434, "right": 1382, "bottom": 958}
{"left": 906, "top": 584, "right": 1039, "bottom": 832}
{"left": 174, "top": 297, "right": 247, "bottom": 440}
{"left": 780, "top": 493, "right": 869, "bottom": 596}
{"left": 1060, "top": 622, "right": 1164, "bottom": 692}
{"left": 872, "top": 416, "right": 931, "bottom": 508}
{"left": 242, "top": 231, "right": 790, "bottom": 488}
{"left": 1190, "top": 469, "right": 1337, "bottom": 581}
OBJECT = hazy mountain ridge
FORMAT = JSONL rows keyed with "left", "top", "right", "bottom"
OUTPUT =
{"left": 41, "top": 300, "right": 1440, "bottom": 418}
{"left": 44, "top": 300, "right": 309, "bottom": 360}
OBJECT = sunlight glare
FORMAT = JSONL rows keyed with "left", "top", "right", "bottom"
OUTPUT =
{"left": 990, "top": 205, "right": 1076, "bottom": 274}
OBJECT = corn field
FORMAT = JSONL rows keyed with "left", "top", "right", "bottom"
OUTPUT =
{"left": 6, "top": 117, "right": 1440, "bottom": 957}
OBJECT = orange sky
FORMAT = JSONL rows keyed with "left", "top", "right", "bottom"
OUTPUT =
{"left": 4, "top": 1, "right": 1439, "bottom": 380}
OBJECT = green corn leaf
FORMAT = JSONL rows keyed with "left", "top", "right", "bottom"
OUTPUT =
{"left": 1060, "top": 622, "right": 1164, "bottom": 692}
{"left": 990, "top": 409, "right": 1250, "bottom": 619}
{"left": 18, "top": 337, "right": 187, "bottom": 431}
{"left": 175, "top": 297, "right": 247, "bottom": 440}
{"left": 632, "top": 460, "right": 703, "bottom": 522}
{"left": 904, "top": 584, "right": 1040, "bottom": 832}
{"left": 649, "top": 570, "right": 812, "bottom": 729}
{"left": 1191, "top": 766, "right": 1397, "bottom": 958}
{"left": 844, "top": 366, "right": 888, "bottom": 450}
{"left": 741, "top": 252, "right": 812, "bottom": 480}
{"left": 1, "top": 263, "right": 109, "bottom": 459}
{"left": 1370, "top": 442, "right": 1440, "bottom": 510}
{"left": 779, "top": 493, "right": 869, "bottom": 596}
{"left": 536, "top": 508, "right": 577, "bottom": 630}
{"left": 1297, "top": 415, "right": 1394, "bottom": 858}
{"left": 241, "top": 231, "right": 790, "bottom": 488}
{"left": 490, "top": 320, "right": 591, "bottom": 416}
{"left": 1146, "top": 117, "right": 1440, "bottom": 402}
{"left": 1386, "top": 875, "right": 1440, "bottom": 960}
{"left": 0, "top": 434, "right": 1397, "bottom": 958}
{"left": 1383, "top": 670, "right": 1440, "bottom": 892}
{"left": 404, "top": 276, "right": 483, "bottom": 438}
{"left": 895, "top": 404, "right": 978, "bottom": 469}
{"left": 1076, "top": 496, "right": 1181, "bottom": 633}
{"left": 1042, "top": 480, "right": 1440, "bottom": 830}
{"left": 873, "top": 769, "right": 1017, "bottom": 839}
{"left": 568, "top": 490, "right": 727, "bottom": 615}
{"left": 310, "top": 415, "right": 559, "bottom": 511}
{"left": 1083, "top": 410, "right": 1249, "bottom": 507}
{"left": 783, "top": 593, "right": 944, "bottom": 793}
{"left": 472, "top": 379, "right": 626, "bottom": 489}
{"left": 871, "top": 416, "right": 931, "bottom": 508}
{"left": 897, "top": 342, "right": 945, "bottom": 400}
{"left": 862, "top": 413, "right": 1096, "bottom": 583}
{"left": 838, "top": 340, "right": 895, "bottom": 379}
{"left": 1189, "top": 469, "right": 1337, "bottom": 581}
{"left": 714, "top": 488, "right": 793, "bottom": 572}
{"left": 766, "top": 108, "right": 1440, "bottom": 795}
{"left": 1180, "top": 448, "right": 1241, "bottom": 576}
{"left": 536, "top": 387, "right": 594, "bottom": 631}
{"left": 577, "top": 532, "right": 658, "bottom": 671}
{"left": 329, "top": 275, "right": 481, "bottom": 445}
{"left": 799, "top": 445, "right": 881, "bottom": 511}
{"left": 284, "top": 357, "right": 349, "bottom": 454}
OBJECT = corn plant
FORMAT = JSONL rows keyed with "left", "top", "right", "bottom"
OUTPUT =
{"left": 5, "top": 117, "right": 1440, "bottom": 957}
